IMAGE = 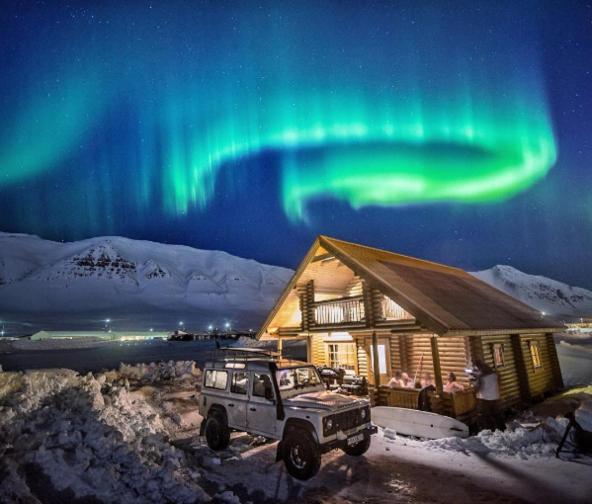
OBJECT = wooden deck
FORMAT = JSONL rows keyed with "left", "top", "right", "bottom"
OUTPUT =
{"left": 378, "top": 386, "right": 477, "bottom": 419}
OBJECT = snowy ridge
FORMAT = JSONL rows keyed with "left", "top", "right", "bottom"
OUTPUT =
{"left": 471, "top": 265, "right": 592, "bottom": 319}
{"left": 0, "top": 232, "right": 293, "bottom": 330}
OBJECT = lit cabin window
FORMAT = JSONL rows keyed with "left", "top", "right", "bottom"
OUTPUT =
{"left": 492, "top": 343, "right": 505, "bottom": 367}
{"left": 327, "top": 343, "right": 356, "bottom": 371}
{"left": 529, "top": 341, "right": 542, "bottom": 369}
{"left": 381, "top": 296, "right": 412, "bottom": 320}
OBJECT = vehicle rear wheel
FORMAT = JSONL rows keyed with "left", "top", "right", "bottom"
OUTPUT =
{"left": 342, "top": 435, "right": 371, "bottom": 456}
{"left": 204, "top": 410, "right": 230, "bottom": 450}
{"left": 282, "top": 428, "right": 321, "bottom": 480}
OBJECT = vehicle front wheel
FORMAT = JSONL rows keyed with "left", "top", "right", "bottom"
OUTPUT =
{"left": 282, "top": 428, "right": 321, "bottom": 480}
{"left": 342, "top": 435, "right": 371, "bottom": 456}
{"left": 204, "top": 410, "right": 230, "bottom": 450}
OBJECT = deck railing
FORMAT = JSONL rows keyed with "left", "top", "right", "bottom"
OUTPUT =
{"left": 313, "top": 295, "right": 365, "bottom": 325}
{"left": 381, "top": 295, "right": 413, "bottom": 320}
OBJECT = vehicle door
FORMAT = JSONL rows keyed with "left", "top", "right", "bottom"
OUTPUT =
{"left": 226, "top": 370, "right": 249, "bottom": 430}
{"left": 247, "top": 372, "right": 277, "bottom": 437}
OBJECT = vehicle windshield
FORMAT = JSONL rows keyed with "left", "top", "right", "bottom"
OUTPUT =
{"left": 276, "top": 366, "right": 324, "bottom": 397}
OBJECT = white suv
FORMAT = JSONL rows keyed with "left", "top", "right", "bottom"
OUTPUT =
{"left": 198, "top": 348, "right": 376, "bottom": 480}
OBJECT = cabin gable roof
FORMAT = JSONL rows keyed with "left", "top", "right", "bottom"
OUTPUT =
{"left": 257, "top": 235, "right": 561, "bottom": 339}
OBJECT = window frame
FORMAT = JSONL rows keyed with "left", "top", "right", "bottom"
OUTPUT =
{"left": 529, "top": 340, "right": 542, "bottom": 369}
{"left": 492, "top": 343, "right": 505, "bottom": 368}
{"left": 204, "top": 369, "right": 228, "bottom": 390}
{"left": 326, "top": 342, "right": 357, "bottom": 372}
{"left": 252, "top": 372, "right": 274, "bottom": 400}
{"left": 230, "top": 370, "right": 249, "bottom": 395}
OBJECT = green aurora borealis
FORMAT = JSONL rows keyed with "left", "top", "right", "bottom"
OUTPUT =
{"left": 0, "top": 2, "right": 556, "bottom": 222}
{"left": 3, "top": 1, "right": 591, "bottom": 288}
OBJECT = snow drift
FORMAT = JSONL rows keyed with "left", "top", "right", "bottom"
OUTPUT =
{"left": 0, "top": 362, "right": 208, "bottom": 503}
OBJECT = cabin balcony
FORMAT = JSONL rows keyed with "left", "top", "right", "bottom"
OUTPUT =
{"left": 380, "top": 295, "right": 414, "bottom": 321}
{"left": 312, "top": 295, "right": 365, "bottom": 326}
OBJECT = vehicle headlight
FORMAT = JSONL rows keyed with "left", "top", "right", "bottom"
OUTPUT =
{"left": 360, "top": 408, "right": 367, "bottom": 420}
{"left": 326, "top": 418, "right": 333, "bottom": 430}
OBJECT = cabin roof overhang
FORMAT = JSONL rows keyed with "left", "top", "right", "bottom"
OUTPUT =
{"left": 257, "top": 235, "right": 563, "bottom": 340}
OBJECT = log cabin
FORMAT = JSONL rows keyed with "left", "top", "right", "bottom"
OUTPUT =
{"left": 257, "top": 235, "right": 564, "bottom": 420}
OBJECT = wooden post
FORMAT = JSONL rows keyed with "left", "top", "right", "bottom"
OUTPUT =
{"left": 511, "top": 333, "right": 530, "bottom": 402}
{"left": 430, "top": 335, "right": 444, "bottom": 394}
{"left": 306, "top": 334, "right": 312, "bottom": 363}
{"left": 278, "top": 336, "right": 283, "bottom": 358}
{"left": 361, "top": 280, "right": 375, "bottom": 328}
{"left": 371, "top": 331, "right": 380, "bottom": 387}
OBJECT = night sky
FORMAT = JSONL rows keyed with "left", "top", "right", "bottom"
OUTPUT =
{"left": 1, "top": 1, "right": 591, "bottom": 287}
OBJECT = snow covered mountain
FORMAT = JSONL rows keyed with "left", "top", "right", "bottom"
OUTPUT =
{"left": 2, "top": 231, "right": 589, "bottom": 334}
{"left": 0, "top": 232, "right": 293, "bottom": 333}
{"left": 472, "top": 265, "right": 592, "bottom": 319}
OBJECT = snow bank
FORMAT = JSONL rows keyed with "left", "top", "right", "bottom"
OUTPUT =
{"left": 116, "top": 360, "right": 201, "bottom": 383}
{"left": 425, "top": 417, "right": 569, "bottom": 458}
{"left": 0, "top": 366, "right": 209, "bottom": 503}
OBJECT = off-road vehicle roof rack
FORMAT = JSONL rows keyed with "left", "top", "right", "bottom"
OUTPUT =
{"left": 211, "top": 346, "right": 280, "bottom": 364}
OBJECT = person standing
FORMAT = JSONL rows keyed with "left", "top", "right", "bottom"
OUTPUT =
{"left": 472, "top": 359, "right": 505, "bottom": 431}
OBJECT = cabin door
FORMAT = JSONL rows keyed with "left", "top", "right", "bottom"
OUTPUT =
{"left": 367, "top": 337, "right": 392, "bottom": 386}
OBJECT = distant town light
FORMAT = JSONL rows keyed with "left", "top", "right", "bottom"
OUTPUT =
{"left": 149, "top": 328, "right": 154, "bottom": 332}
{"left": 208, "top": 324, "right": 214, "bottom": 331}
{"left": 179, "top": 321, "right": 184, "bottom": 327}
{"left": 224, "top": 322, "right": 231, "bottom": 329}
{"left": 541, "top": 311, "right": 546, "bottom": 316}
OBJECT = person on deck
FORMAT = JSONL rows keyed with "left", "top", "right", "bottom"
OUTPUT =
{"left": 387, "top": 370, "right": 404, "bottom": 388}
{"left": 420, "top": 372, "right": 433, "bottom": 388}
{"left": 444, "top": 372, "right": 465, "bottom": 393}
{"left": 472, "top": 359, "right": 505, "bottom": 431}
{"left": 400, "top": 372, "right": 414, "bottom": 388}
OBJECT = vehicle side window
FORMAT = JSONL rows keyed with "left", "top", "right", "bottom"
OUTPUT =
{"left": 252, "top": 373, "right": 273, "bottom": 399}
{"left": 204, "top": 369, "right": 228, "bottom": 390}
{"left": 231, "top": 371, "right": 249, "bottom": 394}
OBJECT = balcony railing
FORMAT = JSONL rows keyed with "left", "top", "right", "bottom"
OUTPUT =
{"left": 313, "top": 295, "right": 365, "bottom": 325}
{"left": 381, "top": 295, "right": 413, "bottom": 320}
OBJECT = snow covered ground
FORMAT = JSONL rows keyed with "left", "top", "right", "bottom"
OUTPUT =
{"left": 1, "top": 360, "right": 591, "bottom": 504}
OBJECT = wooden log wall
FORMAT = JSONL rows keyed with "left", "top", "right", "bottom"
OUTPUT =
{"left": 369, "top": 287, "right": 386, "bottom": 322}
{"left": 518, "top": 333, "right": 558, "bottom": 399}
{"left": 479, "top": 334, "right": 521, "bottom": 408}
{"left": 345, "top": 277, "right": 364, "bottom": 297}
{"left": 310, "top": 334, "right": 327, "bottom": 367}
{"left": 546, "top": 333, "right": 564, "bottom": 389}
{"left": 403, "top": 334, "right": 435, "bottom": 383}
{"left": 436, "top": 336, "right": 472, "bottom": 387}
{"left": 298, "top": 280, "right": 315, "bottom": 331}
{"left": 351, "top": 331, "right": 403, "bottom": 384}
{"left": 510, "top": 334, "right": 530, "bottom": 402}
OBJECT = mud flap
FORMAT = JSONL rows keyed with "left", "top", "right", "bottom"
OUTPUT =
{"left": 276, "top": 440, "right": 284, "bottom": 462}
